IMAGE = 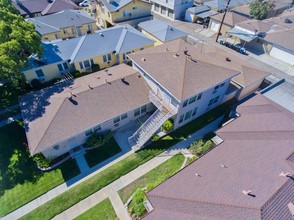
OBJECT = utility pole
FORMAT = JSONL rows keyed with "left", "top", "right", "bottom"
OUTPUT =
{"left": 215, "top": 0, "right": 232, "bottom": 43}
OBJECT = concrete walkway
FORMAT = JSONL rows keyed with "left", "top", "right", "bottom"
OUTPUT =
{"left": 2, "top": 118, "right": 222, "bottom": 220}
{"left": 74, "top": 153, "right": 90, "bottom": 174}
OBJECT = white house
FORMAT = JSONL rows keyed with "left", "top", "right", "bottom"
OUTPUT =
{"left": 151, "top": 0, "right": 193, "bottom": 20}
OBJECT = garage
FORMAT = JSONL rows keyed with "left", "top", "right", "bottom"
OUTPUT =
{"left": 210, "top": 20, "right": 220, "bottom": 32}
{"left": 269, "top": 46, "right": 294, "bottom": 65}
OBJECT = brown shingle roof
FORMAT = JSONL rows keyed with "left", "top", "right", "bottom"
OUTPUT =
{"left": 129, "top": 40, "right": 268, "bottom": 100}
{"left": 145, "top": 94, "right": 294, "bottom": 220}
{"left": 210, "top": 12, "right": 250, "bottom": 27}
{"left": 20, "top": 64, "right": 150, "bottom": 154}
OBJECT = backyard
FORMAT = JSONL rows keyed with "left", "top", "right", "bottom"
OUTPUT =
{"left": 20, "top": 99, "right": 234, "bottom": 220}
{"left": 0, "top": 122, "right": 80, "bottom": 217}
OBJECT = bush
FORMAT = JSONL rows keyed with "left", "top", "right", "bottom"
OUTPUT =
{"left": 30, "top": 79, "right": 42, "bottom": 89}
{"left": 162, "top": 119, "right": 173, "bottom": 132}
{"left": 151, "top": 134, "right": 160, "bottom": 142}
{"left": 129, "top": 188, "right": 147, "bottom": 217}
{"left": 189, "top": 139, "right": 214, "bottom": 156}
{"left": 91, "top": 64, "right": 100, "bottom": 72}
{"left": 200, "top": 140, "right": 213, "bottom": 154}
{"left": 84, "top": 130, "right": 112, "bottom": 149}
{"left": 71, "top": 71, "right": 82, "bottom": 78}
{"left": 32, "top": 153, "right": 51, "bottom": 168}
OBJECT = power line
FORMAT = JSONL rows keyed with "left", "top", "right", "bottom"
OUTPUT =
{"left": 215, "top": 0, "right": 232, "bottom": 43}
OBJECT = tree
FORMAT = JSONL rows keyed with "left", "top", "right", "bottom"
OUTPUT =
{"left": 250, "top": 0, "right": 276, "bottom": 20}
{"left": 0, "top": 0, "right": 42, "bottom": 86}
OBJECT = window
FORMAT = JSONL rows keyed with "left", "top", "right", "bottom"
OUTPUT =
{"left": 87, "top": 24, "right": 92, "bottom": 31}
{"left": 168, "top": 9, "right": 173, "bottom": 18}
{"left": 79, "top": 60, "right": 94, "bottom": 69}
{"left": 123, "top": 10, "right": 129, "bottom": 17}
{"left": 184, "top": 110, "right": 192, "bottom": 120}
{"left": 188, "top": 96, "right": 196, "bottom": 104}
{"left": 161, "top": 6, "right": 166, "bottom": 15}
{"left": 141, "top": 105, "right": 147, "bottom": 113}
{"left": 213, "top": 85, "right": 220, "bottom": 94}
{"left": 132, "top": 6, "right": 137, "bottom": 9}
{"left": 44, "top": 37, "right": 49, "bottom": 40}
{"left": 179, "top": 114, "right": 184, "bottom": 123}
{"left": 192, "top": 107, "right": 198, "bottom": 116}
{"left": 123, "top": 53, "right": 127, "bottom": 61}
{"left": 101, "top": 6, "right": 105, "bottom": 14}
{"left": 35, "top": 69, "right": 45, "bottom": 81}
{"left": 53, "top": 145, "right": 59, "bottom": 150}
{"left": 107, "top": 12, "right": 110, "bottom": 17}
{"left": 113, "top": 116, "right": 120, "bottom": 123}
{"left": 134, "top": 108, "right": 140, "bottom": 117}
{"left": 183, "top": 100, "right": 188, "bottom": 107}
{"left": 208, "top": 98, "right": 214, "bottom": 106}
{"left": 197, "top": 93, "right": 202, "bottom": 100}
{"left": 213, "top": 96, "right": 220, "bottom": 103}
{"left": 55, "top": 34, "right": 61, "bottom": 39}
{"left": 72, "top": 27, "right": 76, "bottom": 34}
{"left": 85, "top": 130, "right": 92, "bottom": 136}
{"left": 154, "top": 3, "right": 159, "bottom": 12}
{"left": 63, "top": 29, "right": 68, "bottom": 34}
{"left": 140, "top": 48, "right": 144, "bottom": 50}
{"left": 93, "top": 125, "right": 101, "bottom": 133}
{"left": 121, "top": 113, "right": 128, "bottom": 120}
{"left": 220, "top": 82, "right": 225, "bottom": 87}
{"left": 103, "top": 54, "right": 112, "bottom": 63}
{"left": 57, "top": 62, "right": 69, "bottom": 72}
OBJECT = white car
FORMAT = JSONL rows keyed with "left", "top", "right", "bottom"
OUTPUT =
{"left": 79, "top": 0, "right": 90, "bottom": 7}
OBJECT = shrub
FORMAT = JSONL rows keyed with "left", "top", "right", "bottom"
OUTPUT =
{"left": 32, "top": 153, "right": 51, "bottom": 168}
{"left": 129, "top": 188, "right": 147, "bottom": 217}
{"left": 189, "top": 139, "right": 204, "bottom": 156}
{"left": 162, "top": 119, "right": 173, "bottom": 132}
{"left": 151, "top": 134, "right": 160, "bottom": 142}
{"left": 84, "top": 130, "right": 112, "bottom": 149}
{"left": 71, "top": 71, "right": 82, "bottom": 78}
{"left": 200, "top": 140, "right": 213, "bottom": 154}
{"left": 91, "top": 64, "right": 100, "bottom": 72}
{"left": 30, "top": 79, "right": 42, "bottom": 89}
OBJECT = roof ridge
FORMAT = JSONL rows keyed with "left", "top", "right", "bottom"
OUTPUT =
{"left": 33, "top": 97, "right": 67, "bottom": 154}
{"left": 70, "top": 35, "right": 87, "bottom": 63}
{"left": 115, "top": 27, "right": 128, "bottom": 54}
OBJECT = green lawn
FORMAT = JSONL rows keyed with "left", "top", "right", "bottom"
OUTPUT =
{"left": 74, "top": 198, "right": 117, "bottom": 220}
{"left": 20, "top": 100, "right": 234, "bottom": 220}
{"left": 84, "top": 138, "right": 121, "bottom": 168}
{"left": 119, "top": 153, "right": 185, "bottom": 204}
{"left": 0, "top": 122, "right": 80, "bottom": 217}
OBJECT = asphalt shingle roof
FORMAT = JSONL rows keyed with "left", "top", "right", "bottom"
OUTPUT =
{"left": 138, "top": 19, "right": 188, "bottom": 43}
{"left": 26, "top": 10, "right": 96, "bottom": 35}
{"left": 20, "top": 64, "right": 151, "bottom": 154}
{"left": 145, "top": 94, "right": 294, "bottom": 220}
{"left": 98, "top": 0, "right": 132, "bottom": 12}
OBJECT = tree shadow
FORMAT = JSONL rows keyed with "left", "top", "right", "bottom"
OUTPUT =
{"left": 0, "top": 122, "right": 44, "bottom": 197}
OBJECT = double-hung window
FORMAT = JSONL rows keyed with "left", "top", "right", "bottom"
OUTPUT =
{"left": 188, "top": 96, "right": 196, "bottom": 104}
{"left": 103, "top": 54, "right": 112, "bottom": 63}
{"left": 57, "top": 62, "right": 69, "bottom": 72}
{"left": 192, "top": 107, "right": 198, "bottom": 116}
{"left": 35, "top": 69, "right": 45, "bottom": 81}
{"left": 79, "top": 59, "right": 94, "bottom": 69}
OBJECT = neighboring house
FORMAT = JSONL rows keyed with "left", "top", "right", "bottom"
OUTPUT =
{"left": 185, "top": 5, "right": 216, "bottom": 23}
{"left": 138, "top": 19, "right": 188, "bottom": 46}
{"left": 20, "top": 64, "right": 155, "bottom": 158}
{"left": 27, "top": 10, "right": 97, "bottom": 41}
{"left": 144, "top": 92, "right": 294, "bottom": 220}
{"left": 204, "top": 0, "right": 252, "bottom": 11}
{"left": 228, "top": 9, "right": 294, "bottom": 65}
{"left": 127, "top": 39, "right": 268, "bottom": 151}
{"left": 151, "top": 0, "right": 193, "bottom": 20}
{"left": 95, "top": 0, "right": 152, "bottom": 28}
{"left": 12, "top": 0, "right": 79, "bottom": 17}
{"left": 22, "top": 24, "right": 155, "bottom": 83}
{"left": 209, "top": 11, "right": 250, "bottom": 35}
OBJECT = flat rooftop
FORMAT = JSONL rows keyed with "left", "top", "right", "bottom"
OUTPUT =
{"left": 261, "top": 78, "right": 294, "bottom": 113}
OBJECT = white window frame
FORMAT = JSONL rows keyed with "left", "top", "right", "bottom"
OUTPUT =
{"left": 103, "top": 54, "right": 112, "bottom": 63}
{"left": 79, "top": 59, "right": 94, "bottom": 69}
{"left": 35, "top": 69, "right": 45, "bottom": 81}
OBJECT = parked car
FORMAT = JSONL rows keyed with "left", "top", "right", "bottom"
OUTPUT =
{"left": 79, "top": 0, "right": 90, "bottom": 6}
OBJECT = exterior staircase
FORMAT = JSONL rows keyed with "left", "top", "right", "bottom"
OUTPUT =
{"left": 128, "top": 91, "right": 177, "bottom": 152}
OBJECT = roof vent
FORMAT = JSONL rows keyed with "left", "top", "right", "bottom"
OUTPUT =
{"left": 279, "top": 172, "right": 291, "bottom": 177}
{"left": 220, "top": 164, "right": 227, "bottom": 168}
{"left": 174, "top": 53, "right": 179, "bottom": 57}
{"left": 184, "top": 48, "right": 188, "bottom": 55}
{"left": 99, "top": 33, "right": 104, "bottom": 37}
{"left": 165, "top": 48, "right": 169, "bottom": 51}
{"left": 195, "top": 173, "right": 201, "bottom": 177}
{"left": 96, "top": 76, "right": 100, "bottom": 79}
{"left": 87, "top": 84, "right": 93, "bottom": 89}
{"left": 242, "top": 190, "right": 255, "bottom": 197}
{"left": 142, "top": 58, "right": 146, "bottom": 61}
{"left": 284, "top": 18, "right": 292, "bottom": 23}
{"left": 226, "top": 57, "right": 231, "bottom": 62}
